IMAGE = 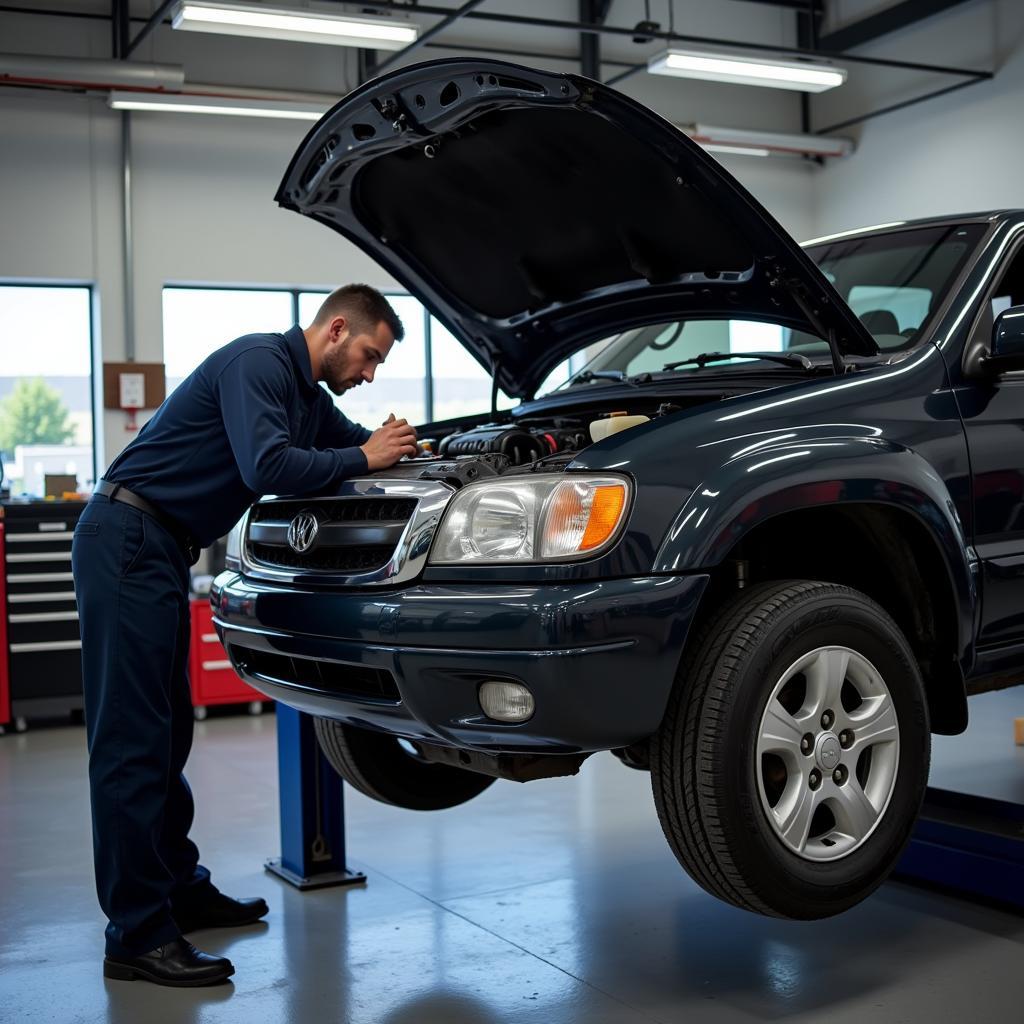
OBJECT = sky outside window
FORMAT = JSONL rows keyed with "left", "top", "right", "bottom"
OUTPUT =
{"left": 163, "top": 287, "right": 293, "bottom": 394}
{"left": 0, "top": 285, "right": 94, "bottom": 494}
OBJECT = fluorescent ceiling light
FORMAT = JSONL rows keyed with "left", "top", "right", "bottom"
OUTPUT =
{"left": 703, "top": 144, "right": 771, "bottom": 158}
{"left": 172, "top": 1, "right": 419, "bottom": 49}
{"left": 650, "top": 48, "right": 846, "bottom": 93}
{"left": 108, "top": 91, "right": 326, "bottom": 120}
{"left": 686, "top": 123, "right": 854, "bottom": 159}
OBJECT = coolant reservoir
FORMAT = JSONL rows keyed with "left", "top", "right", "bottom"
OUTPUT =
{"left": 589, "top": 410, "right": 650, "bottom": 443}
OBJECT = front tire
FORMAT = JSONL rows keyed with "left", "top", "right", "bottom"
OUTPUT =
{"left": 651, "top": 580, "right": 930, "bottom": 919}
{"left": 314, "top": 718, "right": 495, "bottom": 811}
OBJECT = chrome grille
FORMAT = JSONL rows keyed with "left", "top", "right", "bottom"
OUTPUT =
{"left": 250, "top": 496, "right": 417, "bottom": 525}
{"left": 249, "top": 542, "right": 395, "bottom": 573}
{"left": 241, "top": 478, "right": 454, "bottom": 586}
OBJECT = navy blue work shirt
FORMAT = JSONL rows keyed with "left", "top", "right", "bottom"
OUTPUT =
{"left": 105, "top": 324, "right": 372, "bottom": 547}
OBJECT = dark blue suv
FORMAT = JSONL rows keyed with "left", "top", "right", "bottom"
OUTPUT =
{"left": 212, "top": 59, "right": 1024, "bottom": 920}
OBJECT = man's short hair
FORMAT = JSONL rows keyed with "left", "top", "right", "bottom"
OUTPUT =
{"left": 312, "top": 284, "right": 405, "bottom": 342}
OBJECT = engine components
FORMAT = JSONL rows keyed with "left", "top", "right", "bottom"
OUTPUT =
{"left": 438, "top": 423, "right": 548, "bottom": 464}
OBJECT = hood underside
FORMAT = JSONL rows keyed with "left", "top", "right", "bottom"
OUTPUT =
{"left": 277, "top": 59, "right": 876, "bottom": 398}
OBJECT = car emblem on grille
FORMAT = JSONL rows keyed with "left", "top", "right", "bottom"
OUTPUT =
{"left": 287, "top": 511, "right": 320, "bottom": 553}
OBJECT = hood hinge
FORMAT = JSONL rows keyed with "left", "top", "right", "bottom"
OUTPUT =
{"left": 773, "top": 273, "right": 845, "bottom": 375}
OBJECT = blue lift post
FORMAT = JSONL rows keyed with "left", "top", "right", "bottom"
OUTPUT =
{"left": 895, "top": 787, "right": 1024, "bottom": 909}
{"left": 265, "top": 704, "right": 367, "bottom": 890}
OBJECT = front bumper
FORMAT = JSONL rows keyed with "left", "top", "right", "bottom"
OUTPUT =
{"left": 211, "top": 571, "right": 708, "bottom": 753}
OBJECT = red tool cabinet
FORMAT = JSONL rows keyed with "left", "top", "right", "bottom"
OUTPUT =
{"left": 189, "top": 598, "right": 270, "bottom": 719}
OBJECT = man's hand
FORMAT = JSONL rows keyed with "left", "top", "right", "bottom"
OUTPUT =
{"left": 360, "top": 413, "right": 418, "bottom": 471}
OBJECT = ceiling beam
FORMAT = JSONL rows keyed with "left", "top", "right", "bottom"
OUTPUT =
{"left": 817, "top": 74, "right": 984, "bottom": 133}
{"left": 125, "top": 0, "right": 175, "bottom": 58}
{"left": 343, "top": 1, "right": 988, "bottom": 81}
{"left": 819, "top": 0, "right": 981, "bottom": 52}
{"left": 110, "top": 0, "right": 129, "bottom": 59}
{"left": 373, "top": 0, "right": 486, "bottom": 75}
{"left": 580, "top": 0, "right": 613, "bottom": 79}
{"left": 795, "top": 2, "right": 824, "bottom": 138}
{"left": 11, "top": 2, "right": 991, "bottom": 88}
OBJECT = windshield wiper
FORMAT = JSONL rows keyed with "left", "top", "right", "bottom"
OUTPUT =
{"left": 567, "top": 369, "right": 639, "bottom": 387}
{"left": 662, "top": 350, "right": 816, "bottom": 372}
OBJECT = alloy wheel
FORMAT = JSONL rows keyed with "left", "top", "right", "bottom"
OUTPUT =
{"left": 755, "top": 646, "right": 900, "bottom": 862}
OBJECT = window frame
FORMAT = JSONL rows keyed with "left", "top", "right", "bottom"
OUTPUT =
{"left": 962, "top": 223, "right": 1024, "bottom": 379}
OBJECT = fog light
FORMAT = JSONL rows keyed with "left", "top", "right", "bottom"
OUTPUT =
{"left": 479, "top": 680, "right": 535, "bottom": 723}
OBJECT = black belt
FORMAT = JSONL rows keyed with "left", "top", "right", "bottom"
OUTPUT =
{"left": 94, "top": 480, "right": 201, "bottom": 565}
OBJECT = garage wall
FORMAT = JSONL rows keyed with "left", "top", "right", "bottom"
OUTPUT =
{"left": 0, "top": 2, "right": 821, "bottom": 470}
{"left": 810, "top": 0, "right": 1022, "bottom": 236}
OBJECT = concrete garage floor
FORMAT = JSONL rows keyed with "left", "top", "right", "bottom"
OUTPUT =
{"left": 1, "top": 690, "right": 1022, "bottom": 1024}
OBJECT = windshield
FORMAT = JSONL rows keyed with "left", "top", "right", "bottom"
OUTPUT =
{"left": 537, "top": 222, "right": 985, "bottom": 394}
{"left": 806, "top": 222, "right": 983, "bottom": 349}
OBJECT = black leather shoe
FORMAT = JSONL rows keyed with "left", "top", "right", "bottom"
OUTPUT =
{"left": 103, "top": 938, "right": 234, "bottom": 987}
{"left": 174, "top": 892, "right": 269, "bottom": 933}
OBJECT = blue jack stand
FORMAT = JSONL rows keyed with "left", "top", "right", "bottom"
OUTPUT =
{"left": 264, "top": 704, "right": 367, "bottom": 890}
{"left": 895, "top": 787, "right": 1024, "bottom": 909}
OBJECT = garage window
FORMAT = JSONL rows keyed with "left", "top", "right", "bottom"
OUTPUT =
{"left": 299, "top": 291, "right": 430, "bottom": 427}
{"left": 163, "top": 286, "right": 514, "bottom": 429}
{"left": 430, "top": 316, "right": 514, "bottom": 420}
{"left": 0, "top": 284, "right": 95, "bottom": 496}
{"left": 163, "top": 287, "right": 293, "bottom": 395}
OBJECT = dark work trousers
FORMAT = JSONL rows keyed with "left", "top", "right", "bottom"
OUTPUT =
{"left": 72, "top": 493, "right": 213, "bottom": 957}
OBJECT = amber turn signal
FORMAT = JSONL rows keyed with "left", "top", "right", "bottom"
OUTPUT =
{"left": 541, "top": 480, "right": 629, "bottom": 558}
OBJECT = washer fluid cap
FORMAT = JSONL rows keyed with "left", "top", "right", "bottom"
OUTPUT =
{"left": 589, "top": 413, "right": 650, "bottom": 443}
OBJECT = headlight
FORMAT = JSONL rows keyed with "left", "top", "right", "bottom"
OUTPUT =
{"left": 224, "top": 514, "right": 245, "bottom": 571}
{"left": 428, "top": 475, "right": 630, "bottom": 565}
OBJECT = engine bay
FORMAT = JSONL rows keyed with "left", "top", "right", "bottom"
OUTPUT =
{"left": 366, "top": 400, "right": 686, "bottom": 489}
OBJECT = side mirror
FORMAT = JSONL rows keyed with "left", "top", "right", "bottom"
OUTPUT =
{"left": 982, "top": 305, "right": 1024, "bottom": 374}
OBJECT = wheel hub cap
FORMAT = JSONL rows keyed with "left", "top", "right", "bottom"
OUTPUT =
{"left": 815, "top": 733, "right": 842, "bottom": 772}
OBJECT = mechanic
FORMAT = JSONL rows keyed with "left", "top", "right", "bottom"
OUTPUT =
{"left": 71, "top": 284, "right": 417, "bottom": 987}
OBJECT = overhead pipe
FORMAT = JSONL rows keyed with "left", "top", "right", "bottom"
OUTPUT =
{"left": 0, "top": 56, "right": 333, "bottom": 107}
{"left": 0, "top": 53, "right": 184, "bottom": 92}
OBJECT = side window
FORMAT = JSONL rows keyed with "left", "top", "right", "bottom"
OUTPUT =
{"left": 990, "top": 247, "right": 1024, "bottom": 319}
{"left": 969, "top": 242, "right": 1024, "bottom": 351}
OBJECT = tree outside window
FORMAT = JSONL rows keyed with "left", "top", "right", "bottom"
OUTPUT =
{"left": 0, "top": 378, "right": 76, "bottom": 449}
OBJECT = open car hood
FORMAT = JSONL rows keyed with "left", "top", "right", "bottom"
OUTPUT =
{"left": 277, "top": 58, "right": 876, "bottom": 398}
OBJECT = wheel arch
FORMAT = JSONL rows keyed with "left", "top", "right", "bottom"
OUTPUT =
{"left": 656, "top": 443, "right": 975, "bottom": 734}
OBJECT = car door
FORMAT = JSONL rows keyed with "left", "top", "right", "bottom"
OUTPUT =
{"left": 958, "top": 239, "right": 1024, "bottom": 645}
